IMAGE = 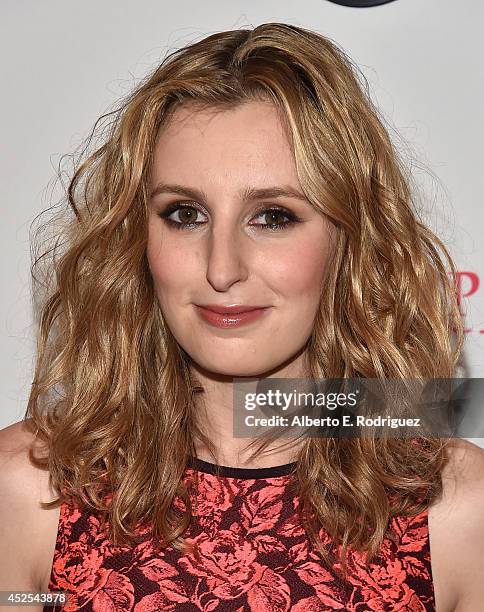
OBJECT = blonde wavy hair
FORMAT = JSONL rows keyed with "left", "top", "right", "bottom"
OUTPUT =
{"left": 26, "top": 23, "right": 464, "bottom": 574}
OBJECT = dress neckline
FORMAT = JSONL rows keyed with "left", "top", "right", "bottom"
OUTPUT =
{"left": 186, "top": 455, "right": 297, "bottom": 479}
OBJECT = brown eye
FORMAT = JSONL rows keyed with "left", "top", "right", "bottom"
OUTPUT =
{"left": 263, "top": 210, "right": 286, "bottom": 226}
{"left": 158, "top": 203, "right": 207, "bottom": 229}
{"left": 250, "top": 207, "right": 299, "bottom": 231}
{"left": 177, "top": 207, "right": 199, "bottom": 224}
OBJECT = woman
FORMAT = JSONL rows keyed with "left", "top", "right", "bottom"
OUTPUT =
{"left": 1, "top": 22, "right": 483, "bottom": 611}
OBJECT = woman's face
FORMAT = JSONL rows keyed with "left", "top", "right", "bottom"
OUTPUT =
{"left": 147, "top": 99, "right": 332, "bottom": 377}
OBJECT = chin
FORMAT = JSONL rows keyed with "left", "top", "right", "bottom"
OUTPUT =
{"left": 193, "top": 355, "right": 277, "bottom": 378}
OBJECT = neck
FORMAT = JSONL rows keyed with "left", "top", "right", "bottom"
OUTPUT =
{"left": 189, "top": 349, "right": 310, "bottom": 468}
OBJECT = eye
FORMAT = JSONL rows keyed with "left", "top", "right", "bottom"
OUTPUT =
{"left": 250, "top": 207, "right": 300, "bottom": 231}
{"left": 157, "top": 202, "right": 300, "bottom": 232}
{"left": 157, "top": 203, "right": 207, "bottom": 229}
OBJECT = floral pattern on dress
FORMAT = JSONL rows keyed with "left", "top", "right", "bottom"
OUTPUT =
{"left": 45, "top": 468, "right": 435, "bottom": 611}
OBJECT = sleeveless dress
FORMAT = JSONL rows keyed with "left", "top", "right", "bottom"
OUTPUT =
{"left": 44, "top": 458, "right": 436, "bottom": 611}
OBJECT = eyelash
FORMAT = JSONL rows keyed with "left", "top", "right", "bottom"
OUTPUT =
{"left": 157, "top": 202, "right": 300, "bottom": 232}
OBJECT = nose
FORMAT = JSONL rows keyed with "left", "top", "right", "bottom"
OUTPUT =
{"left": 205, "top": 223, "right": 249, "bottom": 292}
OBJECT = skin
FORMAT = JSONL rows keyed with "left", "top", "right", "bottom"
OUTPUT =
{"left": 0, "top": 99, "right": 483, "bottom": 610}
{"left": 146, "top": 99, "right": 333, "bottom": 466}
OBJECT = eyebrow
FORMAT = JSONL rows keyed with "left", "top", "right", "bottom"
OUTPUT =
{"left": 149, "top": 182, "right": 308, "bottom": 204}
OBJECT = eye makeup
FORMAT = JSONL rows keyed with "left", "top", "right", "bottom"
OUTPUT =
{"left": 157, "top": 201, "right": 302, "bottom": 232}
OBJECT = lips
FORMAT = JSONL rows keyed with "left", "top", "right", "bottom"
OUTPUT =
{"left": 194, "top": 304, "right": 271, "bottom": 328}
{"left": 196, "top": 304, "right": 268, "bottom": 314}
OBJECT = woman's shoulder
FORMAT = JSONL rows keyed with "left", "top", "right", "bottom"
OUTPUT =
{"left": 428, "top": 438, "right": 484, "bottom": 611}
{"left": 0, "top": 419, "right": 61, "bottom": 593}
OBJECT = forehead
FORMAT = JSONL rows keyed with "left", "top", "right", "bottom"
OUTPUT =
{"left": 151, "top": 100, "right": 299, "bottom": 186}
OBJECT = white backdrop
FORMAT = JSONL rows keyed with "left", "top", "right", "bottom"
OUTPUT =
{"left": 2, "top": 0, "right": 483, "bottom": 446}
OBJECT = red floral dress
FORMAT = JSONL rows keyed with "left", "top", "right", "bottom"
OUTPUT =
{"left": 45, "top": 458, "right": 435, "bottom": 611}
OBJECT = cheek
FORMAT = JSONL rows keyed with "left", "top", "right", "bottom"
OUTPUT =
{"left": 146, "top": 233, "right": 199, "bottom": 298}
{"left": 267, "top": 238, "right": 328, "bottom": 299}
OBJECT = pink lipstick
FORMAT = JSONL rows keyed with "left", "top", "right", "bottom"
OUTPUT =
{"left": 194, "top": 304, "right": 271, "bottom": 328}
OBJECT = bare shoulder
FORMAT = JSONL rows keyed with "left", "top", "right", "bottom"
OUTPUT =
{"left": 0, "top": 418, "right": 48, "bottom": 473}
{"left": 428, "top": 438, "right": 484, "bottom": 611}
{"left": 0, "top": 419, "right": 60, "bottom": 594}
